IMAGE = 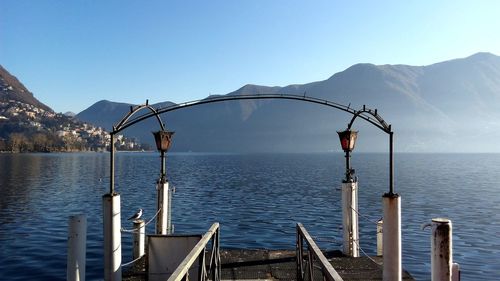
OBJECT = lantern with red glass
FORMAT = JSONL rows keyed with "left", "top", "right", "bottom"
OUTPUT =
{"left": 153, "top": 130, "right": 175, "bottom": 183}
{"left": 337, "top": 129, "right": 358, "bottom": 182}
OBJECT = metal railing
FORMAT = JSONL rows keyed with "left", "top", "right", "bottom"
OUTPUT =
{"left": 167, "top": 222, "right": 221, "bottom": 281}
{"left": 296, "top": 223, "right": 344, "bottom": 281}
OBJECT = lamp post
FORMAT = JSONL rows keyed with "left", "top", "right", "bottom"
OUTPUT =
{"left": 337, "top": 130, "right": 358, "bottom": 182}
{"left": 153, "top": 130, "right": 174, "bottom": 234}
{"left": 153, "top": 130, "right": 174, "bottom": 183}
{"left": 337, "top": 129, "right": 359, "bottom": 257}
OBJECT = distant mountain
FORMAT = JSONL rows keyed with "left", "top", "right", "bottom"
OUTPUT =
{"left": 0, "top": 65, "right": 143, "bottom": 152}
{"left": 0, "top": 65, "right": 52, "bottom": 112}
{"left": 76, "top": 52, "right": 500, "bottom": 153}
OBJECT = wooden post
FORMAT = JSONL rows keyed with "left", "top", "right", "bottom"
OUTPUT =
{"left": 67, "top": 214, "right": 87, "bottom": 281}
{"left": 383, "top": 193, "right": 401, "bottom": 281}
{"left": 341, "top": 181, "right": 359, "bottom": 257}
{"left": 133, "top": 220, "right": 145, "bottom": 259}
{"left": 103, "top": 193, "right": 122, "bottom": 281}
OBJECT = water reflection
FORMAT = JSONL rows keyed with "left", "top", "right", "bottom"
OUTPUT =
{"left": 0, "top": 153, "right": 499, "bottom": 280}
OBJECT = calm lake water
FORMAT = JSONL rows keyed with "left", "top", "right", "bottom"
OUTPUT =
{"left": 0, "top": 152, "right": 499, "bottom": 280}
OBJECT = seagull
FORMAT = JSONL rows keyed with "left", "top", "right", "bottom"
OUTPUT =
{"left": 128, "top": 208, "right": 143, "bottom": 221}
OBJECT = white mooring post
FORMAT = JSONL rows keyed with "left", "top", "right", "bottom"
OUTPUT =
{"left": 383, "top": 193, "right": 401, "bottom": 281}
{"left": 377, "top": 219, "right": 383, "bottom": 256}
{"left": 431, "top": 218, "right": 459, "bottom": 281}
{"left": 156, "top": 182, "right": 170, "bottom": 235}
{"left": 341, "top": 180, "right": 359, "bottom": 257}
{"left": 452, "top": 263, "right": 460, "bottom": 281}
{"left": 103, "top": 193, "right": 122, "bottom": 281}
{"left": 133, "top": 219, "right": 145, "bottom": 259}
{"left": 67, "top": 214, "right": 87, "bottom": 281}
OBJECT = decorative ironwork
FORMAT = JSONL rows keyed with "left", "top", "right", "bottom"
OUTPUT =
{"left": 107, "top": 94, "right": 395, "bottom": 195}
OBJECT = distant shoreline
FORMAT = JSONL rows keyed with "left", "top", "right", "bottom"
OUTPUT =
{"left": 0, "top": 149, "right": 155, "bottom": 154}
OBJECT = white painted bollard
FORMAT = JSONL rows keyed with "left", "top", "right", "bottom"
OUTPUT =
{"left": 103, "top": 193, "right": 122, "bottom": 281}
{"left": 377, "top": 219, "right": 383, "bottom": 256}
{"left": 452, "top": 263, "right": 460, "bottom": 281}
{"left": 431, "top": 218, "right": 455, "bottom": 281}
{"left": 156, "top": 182, "right": 170, "bottom": 234}
{"left": 133, "top": 220, "right": 145, "bottom": 259}
{"left": 168, "top": 184, "right": 173, "bottom": 233}
{"left": 383, "top": 193, "right": 401, "bottom": 281}
{"left": 341, "top": 181, "right": 359, "bottom": 257}
{"left": 67, "top": 214, "right": 87, "bottom": 281}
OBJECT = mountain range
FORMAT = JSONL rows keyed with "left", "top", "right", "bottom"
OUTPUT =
{"left": 3, "top": 53, "right": 500, "bottom": 153}
{"left": 0, "top": 65, "right": 52, "bottom": 112}
{"left": 75, "top": 52, "right": 500, "bottom": 153}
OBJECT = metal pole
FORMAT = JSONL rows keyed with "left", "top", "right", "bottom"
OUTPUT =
{"left": 156, "top": 149, "right": 169, "bottom": 234}
{"left": 160, "top": 150, "right": 166, "bottom": 183}
{"left": 389, "top": 131, "right": 394, "bottom": 194}
{"left": 110, "top": 133, "right": 115, "bottom": 194}
{"left": 67, "top": 214, "right": 87, "bottom": 281}
{"left": 345, "top": 150, "right": 350, "bottom": 182}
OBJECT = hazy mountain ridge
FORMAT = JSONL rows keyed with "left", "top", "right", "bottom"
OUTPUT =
{"left": 76, "top": 52, "right": 500, "bottom": 152}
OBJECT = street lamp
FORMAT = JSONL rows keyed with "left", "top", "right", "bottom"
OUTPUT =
{"left": 152, "top": 130, "right": 174, "bottom": 234}
{"left": 153, "top": 130, "right": 174, "bottom": 183}
{"left": 337, "top": 129, "right": 358, "bottom": 182}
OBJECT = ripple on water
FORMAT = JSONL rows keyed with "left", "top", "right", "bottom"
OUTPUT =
{"left": 1, "top": 153, "right": 500, "bottom": 280}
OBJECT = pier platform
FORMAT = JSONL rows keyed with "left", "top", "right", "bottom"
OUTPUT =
{"left": 123, "top": 249, "right": 415, "bottom": 281}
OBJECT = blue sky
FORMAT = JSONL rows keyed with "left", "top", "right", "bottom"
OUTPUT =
{"left": 1, "top": 0, "right": 499, "bottom": 113}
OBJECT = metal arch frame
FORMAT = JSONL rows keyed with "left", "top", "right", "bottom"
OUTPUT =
{"left": 109, "top": 94, "right": 387, "bottom": 134}
{"left": 109, "top": 101, "right": 167, "bottom": 194}
{"left": 112, "top": 100, "right": 165, "bottom": 133}
{"left": 346, "top": 105, "right": 395, "bottom": 195}
{"left": 107, "top": 93, "right": 395, "bottom": 194}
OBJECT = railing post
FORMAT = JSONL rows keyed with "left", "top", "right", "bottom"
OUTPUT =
{"left": 296, "top": 225, "right": 303, "bottom": 281}
{"left": 308, "top": 249, "right": 314, "bottom": 281}
{"left": 296, "top": 223, "right": 344, "bottom": 281}
{"left": 198, "top": 249, "right": 206, "bottom": 281}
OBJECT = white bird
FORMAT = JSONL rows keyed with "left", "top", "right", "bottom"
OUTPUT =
{"left": 128, "top": 208, "right": 143, "bottom": 221}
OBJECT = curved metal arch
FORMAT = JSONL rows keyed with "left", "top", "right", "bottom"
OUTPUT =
{"left": 112, "top": 101, "right": 165, "bottom": 134}
{"left": 111, "top": 94, "right": 389, "bottom": 134}
{"left": 347, "top": 105, "right": 392, "bottom": 134}
{"left": 107, "top": 93, "right": 396, "bottom": 195}
{"left": 344, "top": 105, "right": 395, "bottom": 195}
